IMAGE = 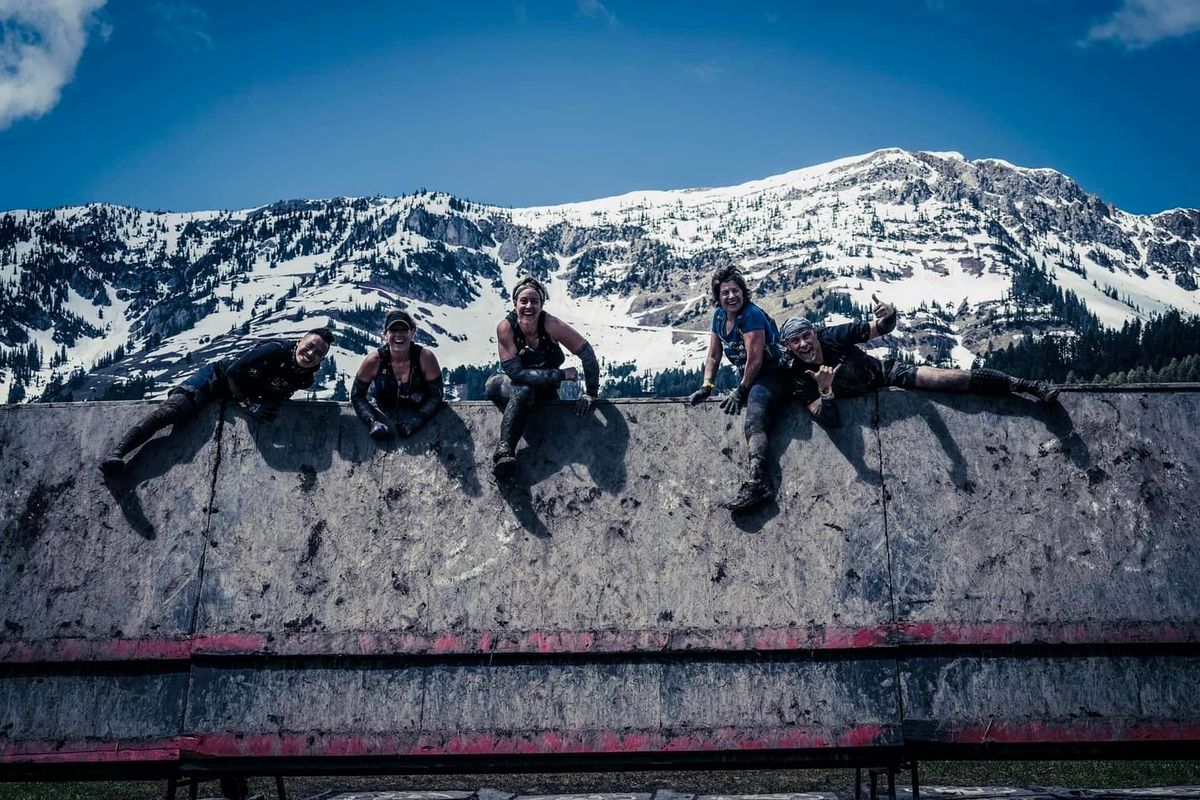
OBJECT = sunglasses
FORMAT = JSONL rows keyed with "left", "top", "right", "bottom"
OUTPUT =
{"left": 387, "top": 323, "right": 412, "bottom": 333}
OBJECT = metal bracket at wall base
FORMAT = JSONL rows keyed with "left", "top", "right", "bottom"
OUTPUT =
{"left": 164, "top": 774, "right": 286, "bottom": 800}
{"left": 855, "top": 762, "right": 919, "bottom": 800}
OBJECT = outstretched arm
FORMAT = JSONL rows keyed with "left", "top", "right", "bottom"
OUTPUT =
{"left": 688, "top": 333, "right": 723, "bottom": 405}
{"left": 497, "top": 318, "right": 565, "bottom": 387}
{"left": 868, "top": 293, "right": 897, "bottom": 340}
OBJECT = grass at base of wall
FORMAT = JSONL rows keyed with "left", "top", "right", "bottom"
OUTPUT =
{"left": 3, "top": 762, "right": 1200, "bottom": 800}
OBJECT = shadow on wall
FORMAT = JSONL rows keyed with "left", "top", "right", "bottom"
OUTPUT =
{"left": 494, "top": 401, "right": 631, "bottom": 539}
{"left": 102, "top": 405, "right": 223, "bottom": 541}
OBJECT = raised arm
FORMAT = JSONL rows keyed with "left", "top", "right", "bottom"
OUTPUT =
{"left": 868, "top": 293, "right": 897, "bottom": 340}
{"left": 804, "top": 363, "right": 842, "bottom": 428}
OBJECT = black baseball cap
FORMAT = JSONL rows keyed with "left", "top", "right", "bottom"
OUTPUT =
{"left": 384, "top": 310, "right": 415, "bottom": 330}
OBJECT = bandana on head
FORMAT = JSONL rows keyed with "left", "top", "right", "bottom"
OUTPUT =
{"left": 780, "top": 316, "right": 815, "bottom": 340}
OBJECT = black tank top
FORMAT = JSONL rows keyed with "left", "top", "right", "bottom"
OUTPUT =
{"left": 505, "top": 310, "right": 566, "bottom": 370}
{"left": 372, "top": 343, "right": 428, "bottom": 408}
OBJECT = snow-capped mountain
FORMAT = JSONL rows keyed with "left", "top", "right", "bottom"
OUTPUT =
{"left": 1, "top": 148, "right": 1198, "bottom": 402}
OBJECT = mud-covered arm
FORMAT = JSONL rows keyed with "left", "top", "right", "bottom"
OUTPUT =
{"left": 868, "top": 293, "right": 897, "bottom": 339}
{"left": 350, "top": 352, "right": 381, "bottom": 426}
{"left": 415, "top": 349, "right": 445, "bottom": 420}
{"left": 574, "top": 342, "right": 600, "bottom": 397}
{"left": 546, "top": 315, "right": 598, "bottom": 396}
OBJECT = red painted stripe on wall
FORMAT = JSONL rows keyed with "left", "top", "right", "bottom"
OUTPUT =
{"left": 5, "top": 619, "right": 1198, "bottom": 663}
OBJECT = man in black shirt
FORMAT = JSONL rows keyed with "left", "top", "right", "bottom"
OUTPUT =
{"left": 99, "top": 328, "right": 334, "bottom": 475}
{"left": 783, "top": 295, "right": 1058, "bottom": 427}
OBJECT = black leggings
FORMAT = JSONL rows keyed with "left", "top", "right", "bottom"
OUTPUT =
{"left": 485, "top": 374, "right": 558, "bottom": 454}
{"left": 743, "top": 365, "right": 790, "bottom": 463}
{"left": 111, "top": 391, "right": 200, "bottom": 458}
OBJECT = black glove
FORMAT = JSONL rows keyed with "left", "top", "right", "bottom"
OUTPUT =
{"left": 574, "top": 394, "right": 596, "bottom": 417}
{"left": 719, "top": 385, "right": 749, "bottom": 415}
{"left": 369, "top": 421, "right": 391, "bottom": 441}
{"left": 245, "top": 401, "right": 279, "bottom": 421}
{"left": 398, "top": 417, "right": 425, "bottom": 437}
{"left": 687, "top": 386, "right": 712, "bottom": 406}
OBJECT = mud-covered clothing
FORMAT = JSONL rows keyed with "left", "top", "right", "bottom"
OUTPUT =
{"left": 105, "top": 340, "right": 314, "bottom": 468}
{"left": 172, "top": 340, "right": 317, "bottom": 406}
{"left": 785, "top": 322, "right": 914, "bottom": 401}
{"left": 351, "top": 343, "right": 444, "bottom": 432}
{"left": 367, "top": 344, "right": 434, "bottom": 410}
{"left": 743, "top": 364, "right": 790, "bottom": 462}
{"left": 711, "top": 303, "right": 783, "bottom": 371}
{"left": 491, "top": 312, "right": 564, "bottom": 455}
{"left": 507, "top": 310, "right": 566, "bottom": 372}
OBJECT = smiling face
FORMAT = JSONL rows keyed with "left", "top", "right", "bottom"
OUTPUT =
{"left": 385, "top": 319, "right": 413, "bottom": 350}
{"left": 784, "top": 328, "right": 822, "bottom": 364}
{"left": 294, "top": 333, "right": 330, "bottom": 369}
{"left": 514, "top": 286, "right": 543, "bottom": 321}
{"left": 718, "top": 279, "right": 745, "bottom": 315}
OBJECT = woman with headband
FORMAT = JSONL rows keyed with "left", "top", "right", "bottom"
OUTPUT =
{"left": 485, "top": 276, "right": 600, "bottom": 478}
{"left": 351, "top": 309, "right": 445, "bottom": 440}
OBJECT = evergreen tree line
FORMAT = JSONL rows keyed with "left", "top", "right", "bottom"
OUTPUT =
{"left": 443, "top": 363, "right": 739, "bottom": 401}
{"left": 987, "top": 259, "right": 1200, "bottom": 383}
{"left": 986, "top": 309, "right": 1200, "bottom": 384}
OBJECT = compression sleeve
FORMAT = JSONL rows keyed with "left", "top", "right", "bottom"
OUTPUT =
{"left": 416, "top": 377, "right": 445, "bottom": 420}
{"left": 577, "top": 342, "right": 600, "bottom": 396}
{"left": 501, "top": 357, "right": 564, "bottom": 387}
{"left": 350, "top": 378, "right": 377, "bottom": 426}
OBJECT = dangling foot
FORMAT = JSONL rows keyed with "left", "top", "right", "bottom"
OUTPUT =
{"left": 492, "top": 447, "right": 518, "bottom": 479}
{"left": 719, "top": 479, "right": 774, "bottom": 512}
{"left": 1012, "top": 377, "right": 1060, "bottom": 403}
{"left": 99, "top": 454, "right": 125, "bottom": 477}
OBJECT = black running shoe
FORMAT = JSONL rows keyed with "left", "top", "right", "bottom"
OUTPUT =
{"left": 1027, "top": 380, "right": 1060, "bottom": 403}
{"left": 492, "top": 449, "right": 517, "bottom": 479}
{"left": 99, "top": 456, "right": 125, "bottom": 477}
{"left": 719, "top": 479, "right": 774, "bottom": 511}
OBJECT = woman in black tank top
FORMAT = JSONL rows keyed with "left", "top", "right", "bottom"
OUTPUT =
{"left": 351, "top": 310, "right": 445, "bottom": 439}
{"left": 485, "top": 276, "right": 602, "bottom": 478}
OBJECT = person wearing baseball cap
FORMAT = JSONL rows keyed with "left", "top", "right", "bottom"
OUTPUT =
{"left": 350, "top": 309, "right": 444, "bottom": 440}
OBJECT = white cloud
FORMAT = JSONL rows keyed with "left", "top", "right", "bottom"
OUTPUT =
{"left": 0, "top": 0, "right": 106, "bottom": 130}
{"left": 577, "top": 0, "right": 617, "bottom": 28}
{"left": 1083, "top": 0, "right": 1200, "bottom": 50}
{"left": 148, "top": 1, "right": 212, "bottom": 51}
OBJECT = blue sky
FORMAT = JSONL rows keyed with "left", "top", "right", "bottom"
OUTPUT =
{"left": 1, "top": 0, "right": 1198, "bottom": 214}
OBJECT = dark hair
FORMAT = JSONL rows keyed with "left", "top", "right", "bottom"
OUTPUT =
{"left": 306, "top": 327, "right": 335, "bottom": 345}
{"left": 709, "top": 266, "right": 750, "bottom": 307}
{"left": 511, "top": 276, "right": 548, "bottom": 304}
